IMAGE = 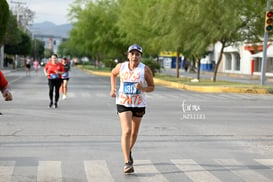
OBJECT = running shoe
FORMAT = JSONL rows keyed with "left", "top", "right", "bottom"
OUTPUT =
{"left": 48, "top": 102, "right": 53, "bottom": 108}
{"left": 124, "top": 162, "right": 134, "bottom": 174}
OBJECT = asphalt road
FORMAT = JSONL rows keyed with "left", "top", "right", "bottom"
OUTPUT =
{"left": 1, "top": 67, "right": 273, "bottom": 182}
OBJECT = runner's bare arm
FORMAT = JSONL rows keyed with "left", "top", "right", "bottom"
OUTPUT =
{"left": 44, "top": 67, "right": 48, "bottom": 77}
{"left": 1, "top": 86, "right": 12, "bottom": 101}
{"left": 110, "top": 63, "right": 121, "bottom": 97}
{"left": 136, "top": 66, "right": 154, "bottom": 92}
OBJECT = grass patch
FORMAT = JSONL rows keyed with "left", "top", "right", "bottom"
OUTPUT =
{"left": 78, "top": 65, "right": 273, "bottom": 92}
{"left": 155, "top": 73, "right": 273, "bottom": 89}
{"left": 79, "top": 64, "right": 112, "bottom": 72}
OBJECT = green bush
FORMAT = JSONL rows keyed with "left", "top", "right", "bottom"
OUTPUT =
{"left": 103, "top": 59, "right": 116, "bottom": 70}
{"left": 142, "top": 58, "right": 160, "bottom": 76}
{"left": 0, "top": 0, "right": 9, "bottom": 43}
{"left": 267, "top": 88, "right": 273, "bottom": 94}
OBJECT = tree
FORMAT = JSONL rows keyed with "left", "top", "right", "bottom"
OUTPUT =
{"left": 117, "top": 0, "right": 212, "bottom": 78}
{"left": 32, "top": 39, "right": 45, "bottom": 59}
{"left": 5, "top": 30, "right": 32, "bottom": 56}
{"left": 68, "top": 0, "right": 124, "bottom": 61}
{"left": 68, "top": 0, "right": 95, "bottom": 59}
{"left": 4, "top": 12, "right": 22, "bottom": 46}
{"left": 66, "top": 0, "right": 266, "bottom": 81}
{"left": 144, "top": 0, "right": 265, "bottom": 81}
{"left": 0, "top": 0, "right": 10, "bottom": 45}
{"left": 197, "top": 0, "right": 265, "bottom": 82}
{"left": 116, "top": 0, "right": 161, "bottom": 53}
{"left": 44, "top": 48, "right": 53, "bottom": 58}
{"left": 18, "top": 6, "right": 34, "bottom": 31}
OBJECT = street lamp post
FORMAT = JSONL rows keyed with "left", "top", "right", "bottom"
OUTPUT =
{"left": 261, "top": 0, "right": 271, "bottom": 85}
{"left": 34, "top": 37, "right": 37, "bottom": 60}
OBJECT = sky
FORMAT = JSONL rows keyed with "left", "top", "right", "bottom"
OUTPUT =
{"left": 8, "top": 0, "right": 75, "bottom": 25}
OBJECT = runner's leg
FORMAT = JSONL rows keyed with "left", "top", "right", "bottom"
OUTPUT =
{"left": 130, "top": 116, "right": 142, "bottom": 151}
{"left": 48, "top": 79, "right": 54, "bottom": 103}
{"left": 119, "top": 111, "right": 133, "bottom": 163}
{"left": 55, "top": 79, "right": 62, "bottom": 103}
{"left": 63, "top": 80, "right": 68, "bottom": 96}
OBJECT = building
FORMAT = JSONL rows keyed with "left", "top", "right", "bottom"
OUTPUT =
{"left": 210, "top": 42, "right": 273, "bottom": 77}
{"left": 159, "top": 51, "right": 183, "bottom": 69}
{"left": 34, "top": 34, "right": 66, "bottom": 54}
{"left": 159, "top": 42, "right": 273, "bottom": 77}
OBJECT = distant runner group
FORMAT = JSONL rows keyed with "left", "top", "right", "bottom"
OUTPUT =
{"left": 44, "top": 54, "right": 70, "bottom": 108}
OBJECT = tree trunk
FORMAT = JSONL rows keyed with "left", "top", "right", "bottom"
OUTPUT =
{"left": 197, "top": 58, "right": 201, "bottom": 80}
{"left": 176, "top": 50, "right": 179, "bottom": 78}
{"left": 0, "top": 46, "right": 4, "bottom": 69}
{"left": 212, "top": 41, "right": 225, "bottom": 82}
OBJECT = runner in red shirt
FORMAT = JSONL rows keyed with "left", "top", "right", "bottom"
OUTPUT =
{"left": 0, "top": 70, "right": 13, "bottom": 115}
{"left": 44, "top": 54, "right": 64, "bottom": 108}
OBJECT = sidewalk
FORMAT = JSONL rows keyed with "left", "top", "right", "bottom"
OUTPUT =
{"left": 0, "top": 68, "right": 15, "bottom": 74}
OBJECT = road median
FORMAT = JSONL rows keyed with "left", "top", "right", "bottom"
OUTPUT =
{"left": 80, "top": 68, "right": 271, "bottom": 94}
{"left": 154, "top": 78, "right": 269, "bottom": 94}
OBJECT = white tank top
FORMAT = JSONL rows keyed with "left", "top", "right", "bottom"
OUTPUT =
{"left": 116, "top": 61, "right": 147, "bottom": 107}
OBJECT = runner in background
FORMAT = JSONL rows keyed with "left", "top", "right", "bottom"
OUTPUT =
{"left": 60, "top": 57, "right": 70, "bottom": 100}
{"left": 25, "top": 57, "right": 31, "bottom": 76}
{"left": 33, "top": 59, "right": 39, "bottom": 74}
{"left": 44, "top": 54, "right": 64, "bottom": 108}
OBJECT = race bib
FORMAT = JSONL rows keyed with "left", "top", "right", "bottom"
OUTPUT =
{"left": 62, "top": 72, "right": 68, "bottom": 78}
{"left": 50, "top": 73, "right": 58, "bottom": 79}
{"left": 123, "top": 82, "right": 140, "bottom": 95}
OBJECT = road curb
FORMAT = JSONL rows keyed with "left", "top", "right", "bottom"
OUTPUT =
{"left": 154, "top": 78, "right": 269, "bottom": 94}
{"left": 83, "top": 69, "right": 270, "bottom": 94}
{"left": 85, "top": 70, "right": 111, "bottom": 77}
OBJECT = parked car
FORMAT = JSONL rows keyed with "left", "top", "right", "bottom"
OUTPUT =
{"left": 40, "top": 58, "right": 48, "bottom": 66}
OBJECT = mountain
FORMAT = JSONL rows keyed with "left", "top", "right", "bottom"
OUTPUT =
{"left": 29, "top": 21, "right": 72, "bottom": 39}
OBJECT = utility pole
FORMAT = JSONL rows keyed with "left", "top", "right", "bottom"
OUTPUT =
{"left": 9, "top": 0, "right": 27, "bottom": 69}
{"left": 261, "top": 0, "right": 271, "bottom": 85}
{"left": 10, "top": 0, "right": 34, "bottom": 31}
{"left": 10, "top": 0, "right": 26, "bottom": 22}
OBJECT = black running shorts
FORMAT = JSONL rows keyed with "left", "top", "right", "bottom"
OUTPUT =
{"left": 117, "top": 104, "right": 146, "bottom": 117}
